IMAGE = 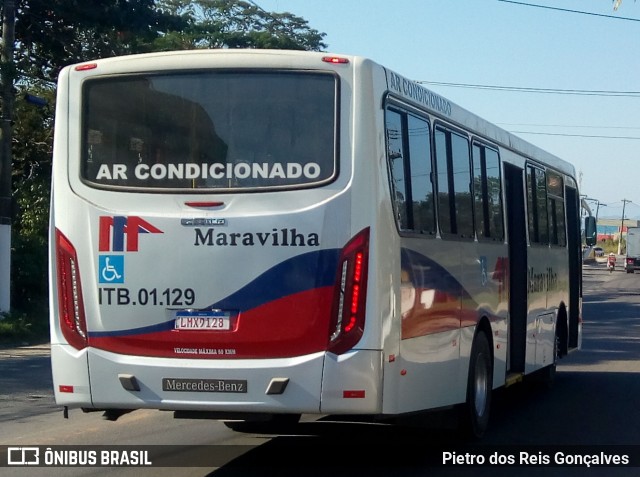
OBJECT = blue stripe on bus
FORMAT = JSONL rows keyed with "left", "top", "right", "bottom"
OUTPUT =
{"left": 209, "top": 248, "right": 340, "bottom": 311}
{"left": 89, "top": 320, "right": 175, "bottom": 337}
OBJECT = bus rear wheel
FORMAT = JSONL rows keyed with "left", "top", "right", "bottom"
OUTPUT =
{"left": 459, "top": 331, "right": 493, "bottom": 440}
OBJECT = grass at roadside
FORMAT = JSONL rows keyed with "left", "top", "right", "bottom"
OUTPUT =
{"left": 0, "top": 311, "right": 50, "bottom": 346}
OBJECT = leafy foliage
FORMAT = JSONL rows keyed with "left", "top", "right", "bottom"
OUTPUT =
{"left": 154, "top": 0, "right": 326, "bottom": 51}
{"left": 10, "top": 86, "right": 54, "bottom": 316}
{"left": 14, "top": 0, "right": 182, "bottom": 83}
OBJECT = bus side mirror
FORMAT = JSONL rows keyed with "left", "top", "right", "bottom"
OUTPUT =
{"left": 584, "top": 216, "right": 597, "bottom": 246}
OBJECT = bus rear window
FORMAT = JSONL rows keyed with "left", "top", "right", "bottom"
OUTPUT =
{"left": 81, "top": 71, "right": 337, "bottom": 191}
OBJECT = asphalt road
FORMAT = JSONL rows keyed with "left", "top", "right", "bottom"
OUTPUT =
{"left": 0, "top": 344, "right": 58, "bottom": 423}
{"left": 1, "top": 259, "right": 639, "bottom": 476}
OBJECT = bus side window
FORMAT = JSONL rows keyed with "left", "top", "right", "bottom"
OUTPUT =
{"left": 407, "top": 115, "right": 436, "bottom": 235}
{"left": 547, "top": 171, "right": 566, "bottom": 246}
{"left": 385, "top": 107, "right": 435, "bottom": 235}
{"left": 485, "top": 148, "right": 504, "bottom": 241}
{"left": 527, "top": 166, "right": 549, "bottom": 245}
{"left": 386, "top": 109, "right": 409, "bottom": 230}
{"left": 472, "top": 143, "right": 504, "bottom": 241}
{"left": 435, "top": 125, "right": 473, "bottom": 239}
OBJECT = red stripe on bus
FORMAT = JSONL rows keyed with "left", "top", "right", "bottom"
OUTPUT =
{"left": 89, "top": 287, "right": 334, "bottom": 359}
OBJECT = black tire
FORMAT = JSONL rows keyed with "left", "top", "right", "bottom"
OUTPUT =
{"left": 459, "top": 331, "right": 493, "bottom": 440}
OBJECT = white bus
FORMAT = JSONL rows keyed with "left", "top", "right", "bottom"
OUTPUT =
{"left": 49, "top": 49, "right": 589, "bottom": 438}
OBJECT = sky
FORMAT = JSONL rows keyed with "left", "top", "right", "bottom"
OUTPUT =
{"left": 257, "top": 0, "right": 640, "bottom": 220}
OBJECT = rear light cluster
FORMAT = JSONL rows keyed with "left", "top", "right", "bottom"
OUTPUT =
{"left": 329, "top": 228, "right": 370, "bottom": 354}
{"left": 55, "top": 229, "right": 88, "bottom": 350}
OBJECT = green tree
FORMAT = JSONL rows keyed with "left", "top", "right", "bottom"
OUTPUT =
{"left": 14, "top": 0, "right": 182, "bottom": 84}
{"left": 8, "top": 85, "right": 54, "bottom": 321}
{"left": 155, "top": 0, "right": 326, "bottom": 51}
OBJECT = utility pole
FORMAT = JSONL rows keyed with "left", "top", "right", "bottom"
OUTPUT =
{"left": 618, "top": 199, "right": 631, "bottom": 255}
{"left": 0, "top": 0, "right": 16, "bottom": 313}
{"left": 595, "top": 202, "right": 603, "bottom": 223}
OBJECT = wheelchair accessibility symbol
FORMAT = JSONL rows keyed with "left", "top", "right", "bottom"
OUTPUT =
{"left": 99, "top": 255, "right": 125, "bottom": 283}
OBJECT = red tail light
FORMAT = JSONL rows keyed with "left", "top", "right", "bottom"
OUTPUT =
{"left": 329, "top": 228, "right": 370, "bottom": 354}
{"left": 74, "top": 63, "right": 97, "bottom": 71}
{"left": 55, "top": 229, "right": 88, "bottom": 350}
{"left": 322, "top": 56, "right": 349, "bottom": 64}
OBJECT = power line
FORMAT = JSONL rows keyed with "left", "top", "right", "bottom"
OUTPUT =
{"left": 497, "top": 0, "right": 640, "bottom": 22}
{"left": 500, "top": 123, "right": 640, "bottom": 139}
{"left": 416, "top": 83, "right": 640, "bottom": 138}
{"left": 498, "top": 122, "right": 640, "bottom": 130}
{"left": 509, "top": 130, "right": 640, "bottom": 140}
{"left": 417, "top": 80, "right": 640, "bottom": 97}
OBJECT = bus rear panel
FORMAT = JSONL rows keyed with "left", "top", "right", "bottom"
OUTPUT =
{"left": 50, "top": 51, "right": 386, "bottom": 417}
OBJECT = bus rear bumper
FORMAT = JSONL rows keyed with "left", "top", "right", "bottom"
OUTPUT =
{"left": 84, "top": 348, "right": 325, "bottom": 414}
{"left": 71, "top": 348, "right": 383, "bottom": 416}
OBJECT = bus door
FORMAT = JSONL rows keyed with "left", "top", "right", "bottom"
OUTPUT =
{"left": 565, "top": 186, "right": 581, "bottom": 351}
{"left": 504, "top": 163, "right": 527, "bottom": 374}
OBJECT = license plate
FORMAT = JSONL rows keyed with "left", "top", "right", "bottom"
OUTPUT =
{"left": 174, "top": 310, "right": 230, "bottom": 330}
